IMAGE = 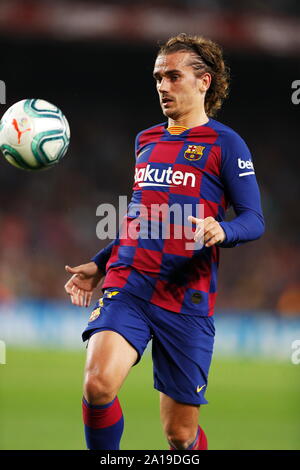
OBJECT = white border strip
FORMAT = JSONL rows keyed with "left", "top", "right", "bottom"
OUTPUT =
{"left": 239, "top": 171, "right": 255, "bottom": 177}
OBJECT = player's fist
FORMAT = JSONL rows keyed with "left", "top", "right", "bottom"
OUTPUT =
{"left": 64, "top": 262, "right": 104, "bottom": 308}
{"left": 188, "top": 216, "right": 226, "bottom": 247}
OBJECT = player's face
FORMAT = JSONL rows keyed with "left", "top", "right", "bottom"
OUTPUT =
{"left": 153, "top": 51, "right": 207, "bottom": 120}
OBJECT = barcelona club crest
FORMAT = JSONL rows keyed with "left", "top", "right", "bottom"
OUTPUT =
{"left": 89, "top": 297, "right": 104, "bottom": 322}
{"left": 184, "top": 145, "right": 205, "bottom": 161}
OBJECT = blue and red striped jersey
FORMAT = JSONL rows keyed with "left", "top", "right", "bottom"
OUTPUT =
{"left": 92, "top": 118, "right": 264, "bottom": 316}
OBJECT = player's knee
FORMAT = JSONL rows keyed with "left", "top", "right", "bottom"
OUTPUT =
{"left": 165, "top": 426, "right": 195, "bottom": 450}
{"left": 83, "top": 371, "right": 117, "bottom": 405}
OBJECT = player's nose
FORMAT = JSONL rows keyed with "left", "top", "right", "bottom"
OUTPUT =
{"left": 158, "top": 77, "right": 170, "bottom": 93}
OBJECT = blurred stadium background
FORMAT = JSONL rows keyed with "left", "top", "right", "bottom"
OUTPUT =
{"left": 0, "top": 0, "right": 300, "bottom": 450}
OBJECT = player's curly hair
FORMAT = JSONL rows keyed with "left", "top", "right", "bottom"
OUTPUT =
{"left": 157, "top": 33, "right": 230, "bottom": 117}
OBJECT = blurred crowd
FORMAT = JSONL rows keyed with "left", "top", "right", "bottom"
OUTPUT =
{"left": 47, "top": 0, "right": 300, "bottom": 16}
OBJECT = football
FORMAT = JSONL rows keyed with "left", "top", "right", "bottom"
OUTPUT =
{"left": 0, "top": 99, "right": 70, "bottom": 170}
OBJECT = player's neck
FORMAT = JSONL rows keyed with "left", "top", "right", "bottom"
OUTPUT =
{"left": 168, "top": 109, "right": 209, "bottom": 129}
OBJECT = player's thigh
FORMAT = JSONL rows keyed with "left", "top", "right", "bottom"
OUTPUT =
{"left": 84, "top": 330, "right": 138, "bottom": 393}
{"left": 82, "top": 288, "right": 152, "bottom": 398}
{"left": 151, "top": 309, "right": 215, "bottom": 406}
{"left": 160, "top": 392, "right": 200, "bottom": 435}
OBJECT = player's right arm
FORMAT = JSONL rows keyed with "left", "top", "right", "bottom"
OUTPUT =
{"left": 66, "top": 126, "right": 138, "bottom": 307}
{"left": 64, "top": 262, "right": 104, "bottom": 307}
{"left": 64, "top": 240, "right": 114, "bottom": 307}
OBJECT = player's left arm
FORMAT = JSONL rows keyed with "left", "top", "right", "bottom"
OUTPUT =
{"left": 189, "top": 132, "right": 265, "bottom": 248}
{"left": 216, "top": 131, "right": 265, "bottom": 248}
{"left": 188, "top": 215, "right": 226, "bottom": 247}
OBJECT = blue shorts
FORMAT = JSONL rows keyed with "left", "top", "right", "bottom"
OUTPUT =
{"left": 82, "top": 287, "right": 215, "bottom": 406}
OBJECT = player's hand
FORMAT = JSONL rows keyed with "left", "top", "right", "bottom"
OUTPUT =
{"left": 188, "top": 216, "right": 226, "bottom": 247}
{"left": 64, "top": 262, "right": 104, "bottom": 308}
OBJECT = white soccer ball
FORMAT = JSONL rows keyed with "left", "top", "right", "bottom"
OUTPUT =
{"left": 0, "top": 99, "right": 70, "bottom": 170}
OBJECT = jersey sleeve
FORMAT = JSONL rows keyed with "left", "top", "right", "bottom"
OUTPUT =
{"left": 91, "top": 240, "right": 114, "bottom": 273}
{"left": 218, "top": 132, "right": 265, "bottom": 248}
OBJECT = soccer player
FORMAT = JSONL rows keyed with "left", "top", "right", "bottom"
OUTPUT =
{"left": 64, "top": 33, "right": 264, "bottom": 450}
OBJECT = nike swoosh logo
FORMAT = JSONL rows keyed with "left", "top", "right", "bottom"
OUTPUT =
{"left": 197, "top": 384, "right": 206, "bottom": 393}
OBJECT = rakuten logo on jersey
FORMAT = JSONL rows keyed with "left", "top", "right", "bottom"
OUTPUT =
{"left": 238, "top": 158, "right": 254, "bottom": 170}
{"left": 134, "top": 164, "right": 196, "bottom": 188}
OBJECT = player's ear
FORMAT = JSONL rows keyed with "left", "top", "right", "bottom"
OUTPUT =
{"left": 199, "top": 72, "right": 211, "bottom": 93}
